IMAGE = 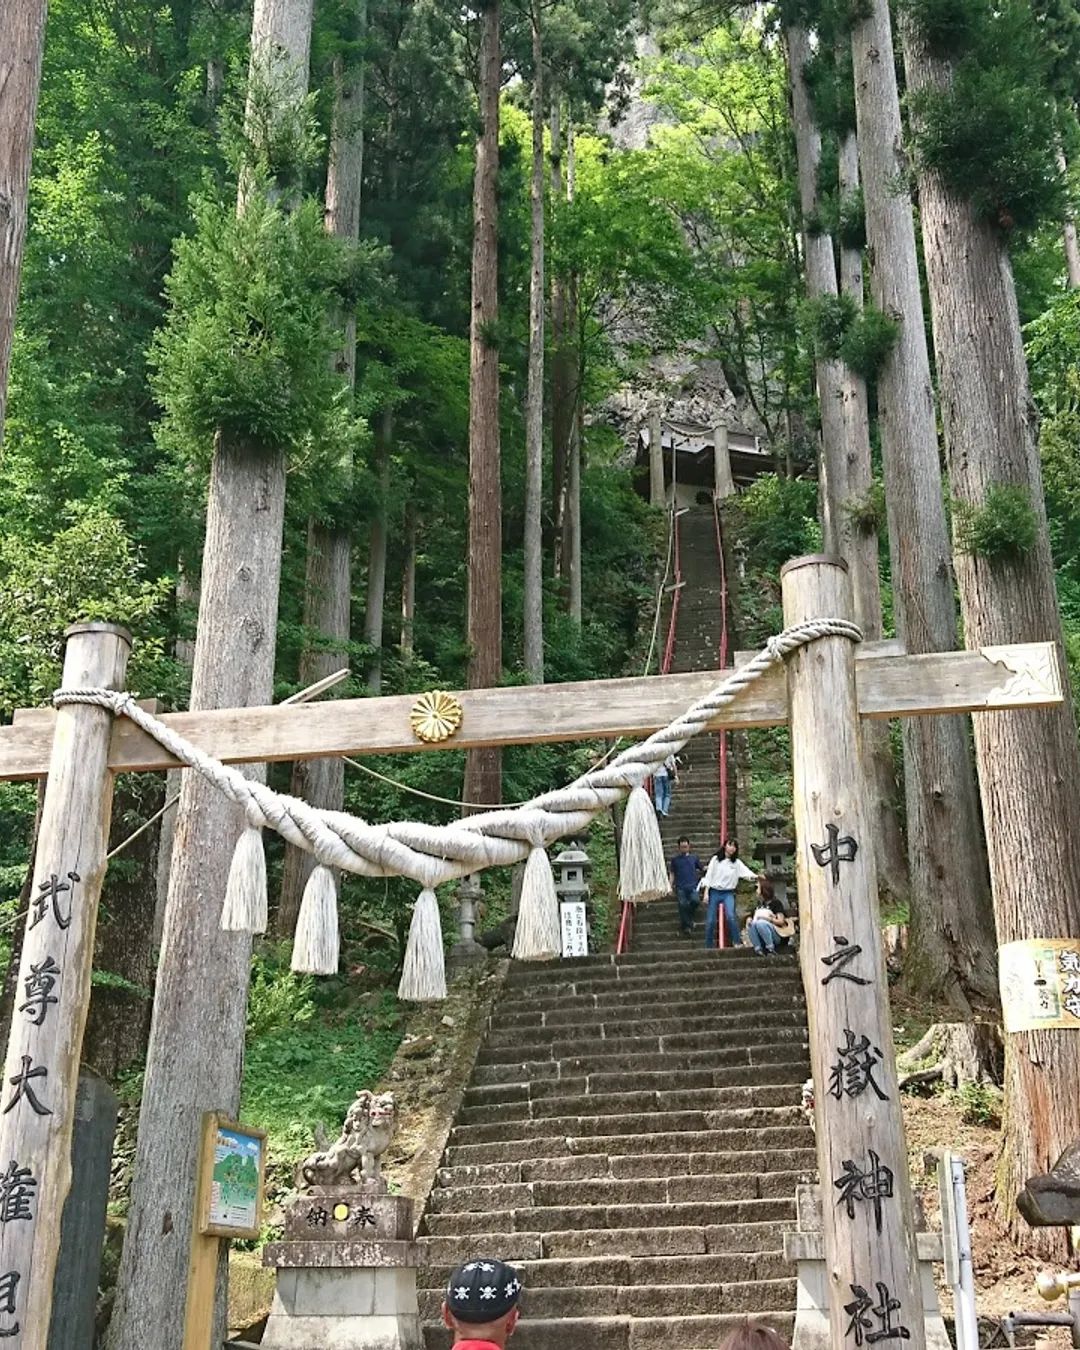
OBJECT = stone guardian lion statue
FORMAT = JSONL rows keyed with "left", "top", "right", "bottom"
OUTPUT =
{"left": 296, "top": 1090, "right": 396, "bottom": 1192}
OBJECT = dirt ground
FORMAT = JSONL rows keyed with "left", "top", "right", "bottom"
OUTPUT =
{"left": 901, "top": 1083, "right": 1076, "bottom": 1344}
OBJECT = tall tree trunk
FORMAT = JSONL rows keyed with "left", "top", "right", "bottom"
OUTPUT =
{"left": 400, "top": 498, "right": 417, "bottom": 659}
{"left": 904, "top": 31, "right": 1080, "bottom": 1256}
{"left": 463, "top": 0, "right": 502, "bottom": 810}
{"left": 0, "top": 0, "right": 48, "bottom": 449}
{"left": 787, "top": 27, "right": 909, "bottom": 912}
{"left": 565, "top": 122, "right": 582, "bottom": 625}
{"left": 365, "top": 407, "right": 391, "bottom": 693}
{"left": 107, "top": 0, "right": 312, "bottom": 1341}
{"left": 836, "top": 123, "right": 910, "bottom": 911}
{"left": 568, "top": 383, "right": 582, "bottom": 624}
{"left": 550, "top": 93, "right": 570, "bottom": 578}
{"left": 155, "top": 567, "right": 197, "bottom": 946}
{"left": 277, "top": 36, "right": 364, "bottom": 936}
{"left": 84, "top": 775, "right": 165, "bottom": 1080}
{"left": 850, "top": 0, "right": 997, "bottom": 1010}
{"left": 1055, "top": 143, "right": 1080, "bottom": 289}
{"left": 523, "top": 2, "right": 545, "bottom": 683}
{"left": 276, "top": 520, "right": 351, "bottom": 935}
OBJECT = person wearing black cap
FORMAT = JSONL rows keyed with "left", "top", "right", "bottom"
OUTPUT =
{"left": 441, "top": 1257, "right": 523, "bottom": 1348}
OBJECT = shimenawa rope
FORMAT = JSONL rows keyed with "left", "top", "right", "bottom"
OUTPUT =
{"left": 54, "top": 617, "right": 860, "bottom": 996}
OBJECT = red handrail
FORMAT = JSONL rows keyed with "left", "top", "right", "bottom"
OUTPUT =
{"left": 713, "top": 494, "right": 730, "bottom": 846}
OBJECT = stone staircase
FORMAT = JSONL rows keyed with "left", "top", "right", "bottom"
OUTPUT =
{"left": 659, "top": 505, "right": 728, "bottom": 862}
{"left": 416, "top": 902, "right": 814, "bottom": 1348}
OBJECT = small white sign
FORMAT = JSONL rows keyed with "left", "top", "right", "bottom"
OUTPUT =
{"left": 560, "top": 901, "right": 588, "bottom": 958}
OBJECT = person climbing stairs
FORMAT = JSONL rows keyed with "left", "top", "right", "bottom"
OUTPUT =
{"left": 416, "top": 907, "right": 813, "bottom": 1348}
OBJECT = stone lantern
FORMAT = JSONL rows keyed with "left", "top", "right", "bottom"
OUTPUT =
{"left": 752, "top": 799, "right": 796, "bottom": 908}
{"left": 449, "top": 872, "right": 487, "bottom": 970}
{"left": 553, "top": 840, "right": 591, "bottom": 958}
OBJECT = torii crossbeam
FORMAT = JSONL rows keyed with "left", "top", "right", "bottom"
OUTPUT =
{"left": 0, "top": 553, "right": 1066, "bottom": 1350}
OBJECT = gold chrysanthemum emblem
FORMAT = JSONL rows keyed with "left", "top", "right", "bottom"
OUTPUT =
{"left": 409, "top": 690, "right": 463, "bottom": 743}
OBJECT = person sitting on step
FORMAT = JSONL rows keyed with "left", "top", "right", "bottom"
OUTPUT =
{"left": 746, "top": 875, "right": 787, "bottom": 956}
{"left": 698, "top": 837, "right": 761, "bottom": 949}
{"left": 668, "top": 835, "right": 703, "bottom": 935}
{"left": 442, "top": 1257, "right": 523, "bottom": 1349}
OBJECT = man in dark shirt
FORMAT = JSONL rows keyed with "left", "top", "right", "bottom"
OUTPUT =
{"left": 668, "top": 836, "right": 703, "bottom": 935}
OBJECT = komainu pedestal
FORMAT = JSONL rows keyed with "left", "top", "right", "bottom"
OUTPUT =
{"left": 262, "top": 1092, "right": 422, "bottom": 1350}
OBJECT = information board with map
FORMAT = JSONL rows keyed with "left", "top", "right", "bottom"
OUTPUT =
{"left": 196, "top": 1115, "right": 266, "bottom": 1239}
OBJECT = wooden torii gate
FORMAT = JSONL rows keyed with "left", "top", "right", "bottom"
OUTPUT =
{"left": 0, "top": 553, "right": 1066, "bottom": 1350}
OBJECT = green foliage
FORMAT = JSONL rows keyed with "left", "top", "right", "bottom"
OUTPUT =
{"left": 902, "top": 0, "right": 983, "bottom": 57}
{"left": 837, "top": 189, "right": 866, "bottom": 250}
{"left": 241, "top": 945, "right": 402, "bottom": 1158}
{"left": 804, "top": 294, "right": 898, "bottom": 381}
{"left": 955, "top": 1079, "right": 1002, "bottom": 1126}
{"left": 905, "top": 0, "right": 1064, "bottom": 233}
{"left": 840, "top": 307, "right": 899, "bottom": 382}
{"left": 150, "top": 186, "right": 364, "bottom": 462}
{"left": 952, "top": 483, "right": 1039, "bottom": 558}
{"left": 0, "top": 510, "right": 173, "bottom": 717}
{"left": 844, "top": 479, "right": 888, "bottom": 534}
{"left": 643, "top": 20, "right": 810, "bottom": 444}
{"left": 91, "top": 970, "right": 152, "bottom": 999}
{"left": 737, "top": 474, "right": 821, "bottom": 570}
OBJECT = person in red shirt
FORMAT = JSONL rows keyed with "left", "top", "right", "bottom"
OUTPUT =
{"left": 441, "top": 1257, "right": 523, "bottom": 1348}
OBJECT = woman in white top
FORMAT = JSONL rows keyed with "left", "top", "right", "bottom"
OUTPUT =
{"left": 698, "top": 838, "right": 760, "bottom": 949}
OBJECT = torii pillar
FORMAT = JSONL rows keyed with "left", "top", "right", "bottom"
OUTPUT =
{"left": 782, "top": 555, "right": 923, "bottom": 1350}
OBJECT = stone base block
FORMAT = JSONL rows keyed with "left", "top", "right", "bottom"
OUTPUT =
{"left": 262, "top": 1267, "right": 422, "bottom": 1350}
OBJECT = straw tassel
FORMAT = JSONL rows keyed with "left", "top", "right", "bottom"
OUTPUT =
{"left": 512, "top": 845, "right": 561, "bottom": 961}
{"left": 220, "top": 826, "right": 268, "bottom": 933}
{"left": 398, "top": 888, "right": 447, "bottom": 1001}
{"left": 619, "top": 783, "right": 670, "bottom": 903}
{"left": 291, "top": 865, "right": 339, "bottom": 974}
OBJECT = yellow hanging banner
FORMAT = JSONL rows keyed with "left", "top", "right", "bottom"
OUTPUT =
{"left": 999, "top": 939, "right": 1080, "bottom": 1033}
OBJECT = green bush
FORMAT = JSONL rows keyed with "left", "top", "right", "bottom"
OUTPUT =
{"left": 840, "top": 307, "right": 898, "bottom": 382}
{"left": 956, "top": 1079, "right": 1002, "bottom": 1127}
{"left": 953, "top": 482, "right": 1038, "bottom": 558}
{"left": 737, "top": 474, "right": 821, "bottom": 571}
{"left": 843, "top": 479, "right": 887, "bottom": 535}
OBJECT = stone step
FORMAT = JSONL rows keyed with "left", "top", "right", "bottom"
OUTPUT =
{"left": 419, "top": 1250, "right": 791, "bottom": 1291}
{"left": 444, "top": 1124, "right": 812, "bottom": 1167}
{"left": 422, "top": 1312, "right": 794, "bottom": 1350}
{"left": 423, "top": 1195, "right": 794, "bottom": 1240}
{"left": 489, "top": 989, "right": 803, "bottom": 1029}
{"left": 418, "top": 1276, "right": 796, "bottom": 1321}
{"left": 463, "top": 1059, "right": 809, "bottom": 1107}
{"left": 506, "top": 949, "right": 780, "bottom": 982}
{"left": 457, "top": 1083, "right": 798, "bottom": 1125}
{"left": 435, "top": 1147, "right": 818, "bottom": 1190}
{"left": 449, "top": 1104, "right": 803, "bottom": 1147}
{"left": 475, "top": 1026, "right": 807, "bottom": 1067}
{"left": 482, "top": 1008, "right": 805, "bottom": 1049}
{"left": 427, "top": 1169, "right": 808, "bottom": 1214}
{"left": 490, "top": 978, "right": 802, "bottom": 1012}
{"left": 469, "top": 1044, "right": 810, "bottom": 1086}
{"left": 419, "top": 1216, "right": 793, "bottom": 1264}
{"left": 504, "top": 960, "right": 801, "bottom": 995}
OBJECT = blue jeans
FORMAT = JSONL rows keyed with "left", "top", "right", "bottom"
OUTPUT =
{"left": 676, "top": 886, "right": 699, "bottom": 933}
{"left": 653, "top": 775, "right": 671, "bottom": 816}
{"left": 748, "top": 919, "right": 778, "bottom": 953}
{"left": 705, "top": 889, "right": 739, "bottom": 948}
